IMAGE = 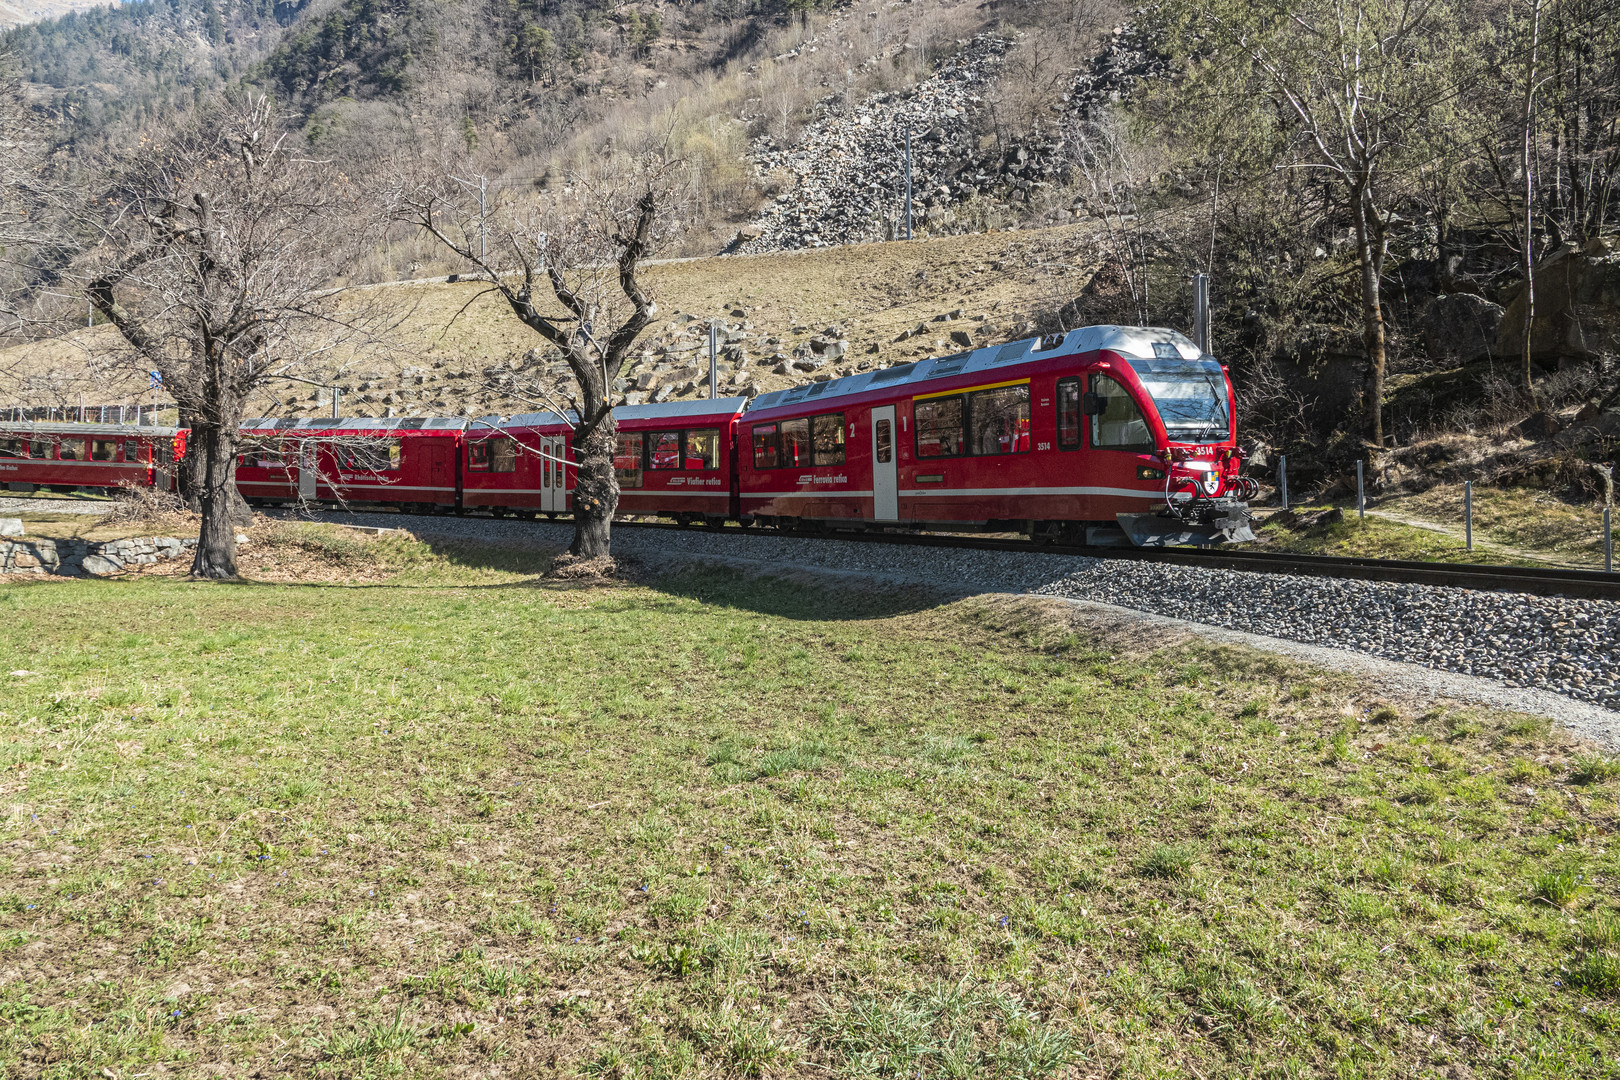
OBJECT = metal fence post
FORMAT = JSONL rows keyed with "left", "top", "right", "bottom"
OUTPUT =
{"left": 1606, "top": 507, "right": 1613, "bottom": 573}
{"left": 1356, "top": 460, "right": 1365, "bottom": 519}
{"left": 1278, "top": 454, "right": 1288, "bottom": 511}
{"left": 1465, "top": 480, "right": 1473, "bottom": 552}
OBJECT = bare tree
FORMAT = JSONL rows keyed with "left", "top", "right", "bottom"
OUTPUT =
{"left": 67, "top": 95, "right": 388, "bottom": 578}
{"left": 1518, "top": 0, "right": 1544, "bottom": 402}
{"left": 1066, "top": 113, "right": 1156, "bottom": 326}
{"left": 394, "top": 162, "right": 675, "bottom": 561}
{"left": 1169, "top": 0, "right": 1474, "bottom": 451}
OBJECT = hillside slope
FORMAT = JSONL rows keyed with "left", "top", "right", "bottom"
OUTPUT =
{"left": 0, "top": 223, "right": 1103, "bottom": 419}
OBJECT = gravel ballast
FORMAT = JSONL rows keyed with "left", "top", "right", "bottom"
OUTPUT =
{"left": 300, "top": 512, "right": 1620, "bottom": 725}
{"left": 0, "top": 496, "right": 115, "bottom": 516}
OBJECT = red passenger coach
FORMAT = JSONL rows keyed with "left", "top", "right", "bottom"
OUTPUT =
{"left": 611, "top": 398, "right": 748, "bottom": 525}
{"left": 236, "top": 417, "right": 465, "bottom": 510}
{"left": 0, "top": 422, "right": 178, "bottom": 494}
{"left": 461, "top": 413, "right": 574, "bottom": 518}
{"left": 739, "top": 326, "right": 1254, "bottom": 544}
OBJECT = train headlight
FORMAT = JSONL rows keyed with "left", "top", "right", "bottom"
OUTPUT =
{"left": 1138, "top": 466, "right": 1165, "bottom": 480}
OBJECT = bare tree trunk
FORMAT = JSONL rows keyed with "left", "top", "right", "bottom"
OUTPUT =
{"left": 189, "top": 424, "right": 241, "bottom": 578}
{"left": 177, "top": 411, "right": 205, "bottom": 512}
{"left": 570, "top": 413, "right": 619, "bottom": 559}
{"left": 1521, "top": 0, "right": 1543, "bottom": 403}
{"left": 1353, "top": 186, "right": 1389, "bottom": 449}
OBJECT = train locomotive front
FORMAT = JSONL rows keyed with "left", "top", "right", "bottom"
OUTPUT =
{"left": 1096, "top": 339, "right": 1258, "bottom": 546}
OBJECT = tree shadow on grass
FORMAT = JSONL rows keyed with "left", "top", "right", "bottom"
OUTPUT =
{"left": 652, "top": 563, "right": 947, "bottom": 622}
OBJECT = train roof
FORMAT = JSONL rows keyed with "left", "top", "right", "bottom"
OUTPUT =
{"left": 470, "top": 411, "right": 575, "bottom": 431}
{"left": 240, "top": 416, "right": 468, "bottom": 431}
{"left": 0, "top": 421, "right": 179, "bottom": 437}
{"left": 748, "top": 325, "right": 1209, "bottom": 416}
{"left": 464, "top": 397, "right": 750, "bottom": 431}
{"left": 616, "top": 396, "right": 750, "bottom": 421}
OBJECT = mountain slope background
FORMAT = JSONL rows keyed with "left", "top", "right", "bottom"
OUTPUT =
{"left": 3, "top": 0, "right": 1619, "bottom": 506}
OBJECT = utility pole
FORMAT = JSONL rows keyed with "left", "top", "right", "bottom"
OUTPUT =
{"left": 1191, "top": 272, "right": 1211, "bottom": 354}
{"left": 903, "top": 129, "right": 913, "bottom": 241}
{"left": 708, "top": 321, "right": 718, "bottom": 400}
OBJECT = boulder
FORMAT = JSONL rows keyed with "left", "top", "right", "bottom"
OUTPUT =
{"left": 80, "top": 553, "right": 124, "bottom": 577}
{"left": 0, "top": 519, "right": 21, "bottom": 538}
{"left": 949, "top": 329, "right": 974, "bottom": 348}
{"left": 1420, "top": 293, "right": 1503, "bottom": 364}
{"left": 1511, "top": 411, "right": 1563, "bottom": 440}
{"left": 1498, "top": 247, "right": 1620, "bottom": 359}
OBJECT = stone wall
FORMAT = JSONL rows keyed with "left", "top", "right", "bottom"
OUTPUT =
{"left": 0, "top": 534, "right": 196, "bottom": 576}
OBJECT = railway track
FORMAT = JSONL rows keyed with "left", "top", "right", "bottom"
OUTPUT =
{"left": 603, "top": 519, "right": 1620, "bottom": 602}
{"left": 12, "top": 491, "right": 1619, "bottom": 601}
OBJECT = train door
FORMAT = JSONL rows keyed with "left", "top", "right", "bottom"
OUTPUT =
{"left": 542, "top": 436, "right": 568, "bottom": 512}
{"left": 417, "top": 438, "right": 453, "bottom": 504}
{"left": 297, "top": 441, "right": 317, "bottom": 499}
{"left": 1086, "top": 374, "right": 1157, "bottom": 511}
{"left": 871, "top": 405, "right": 898, "bottom": 521}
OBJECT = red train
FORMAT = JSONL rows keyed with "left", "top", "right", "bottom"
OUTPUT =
{"left": 0, "top": 422, "right": 179, "bottom": 493}
{"left": 0, "top": 326, "right": 1256, "bottom": 544}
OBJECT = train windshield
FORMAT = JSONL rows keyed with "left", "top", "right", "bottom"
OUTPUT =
{"left": 1129, "top": 357, "right": 1230, "bottom": 442}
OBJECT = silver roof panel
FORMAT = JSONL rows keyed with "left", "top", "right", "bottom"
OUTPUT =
{"left": 241, "top": 416, "right": 469, "bottom": 431}
{"left": 0, "top": 421, "right": 179, "bottom": 436}
{"left": 747, "top": 326, "right": 1203, "bottom": 416}
{"left": 616, "top": 396, "right": 750, "bottom": 421}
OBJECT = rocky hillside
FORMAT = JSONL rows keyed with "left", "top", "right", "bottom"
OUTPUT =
{"left": 736, "top": 22, "right": 1164, "bottom": 252}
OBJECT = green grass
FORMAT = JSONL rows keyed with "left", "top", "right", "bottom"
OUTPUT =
{"left": 0, "top": 549, "right": 1618, "bottom": 1077}
{"left": 1257, "top": 483, "right": 1612, "bottom": 569}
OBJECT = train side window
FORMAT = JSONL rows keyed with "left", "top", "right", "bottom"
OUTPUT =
{"left": 490, "top": 439, "right": 515, "bottom": 473}
{"left": 467, "top": 440, "right": 492, "bottom": 471}
{"left": 615, "top": 432, "right": 644, "bottom": 488}
{"left": 1090, "top": 375, "right": 1154, "bottom": 451}
{"left": 967, "top": 385, "right": 1030, "bottom": 455}
{"left": 342, "top": 441, "right": 394, "bottom": 472}
{"left": 811, "top": 413, "right": 845, "bottom": 466}
{"left": 685, "top": 428, "right": 719, "bottom": 470}
{"left": 914, "top": 395, "right": 964, "bottom": 458}
{"left": 1056, "top": 378, "right": 1082, "bottom": 450}
{"left": 779, "top": 418, "right": 810, "bottom": 467}
{"left": 91, "top": 439, "right": 120, "bottom": 462}
{"left": 28, "top": 439, "right": 50, "bottom": 459}
{"left": 751, "top": 424, "right": 778, "bottom": 469}
{"left": 875, "top": 419, "right": 892, "bottom": 464}
{"left": 648, "top": 432, "right": 681, "bottom": 470}
{"left": 0, "top": 439, "right": 23, "bottom": 458}
{"left": 58, "top": 438, "right": 86, "bottom": 461}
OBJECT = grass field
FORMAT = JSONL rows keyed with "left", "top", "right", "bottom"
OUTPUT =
{"left": 1, "top": 536, "right": 1619, "bottom": 1078}
{"left": 1253, "top": 485, "right": 1614, "bottom": 570}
